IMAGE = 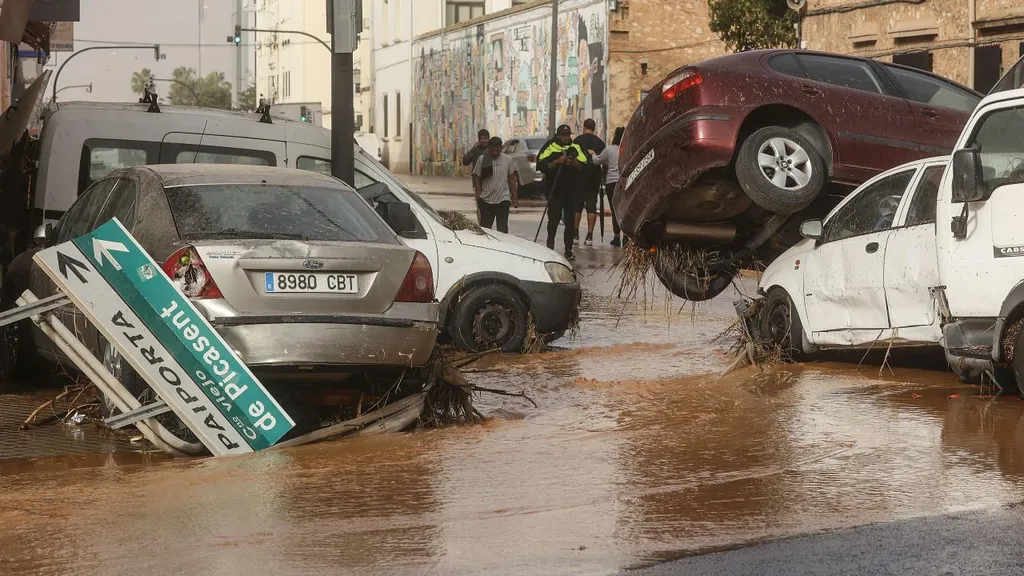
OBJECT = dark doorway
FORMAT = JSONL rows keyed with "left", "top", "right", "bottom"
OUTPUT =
{"left": 974, "top": 44, "right": 1003, "bottom": 94}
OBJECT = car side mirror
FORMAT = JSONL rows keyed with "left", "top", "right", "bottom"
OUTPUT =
{"left": 799, "top": 219, "right": 823, "bottom": 241}
{"left": 33, "top": 223, "right": 55, "bottom": 247}
{"left": 951, "top": 147, "right": 987, "bottom": 203}
{"left": 384, "top": 201, "right": 417, "bottom": 236}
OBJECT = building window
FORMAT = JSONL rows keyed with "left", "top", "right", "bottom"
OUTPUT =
{"left": 383, "top": 94, "right": 389, "bottom": 137}
{"left": 446, "top": 1, "right": 485, "bottom": 26}
{"left": 354, "top": 69, "right": 361, "bottom": 93}
{"left": 396, "top": 92, "right": 402, "bottom": 137}
{"left": 356, "top": 114, "right": 364, "bottom": 130}
{"left": 974, "top": 44, "right": 1003, "bottom": 94}
{"left": 892, "top": 51, "right": 933, "bottom": 73}
{"left": 282, "top": 70, "right": 292, "bottom": 99}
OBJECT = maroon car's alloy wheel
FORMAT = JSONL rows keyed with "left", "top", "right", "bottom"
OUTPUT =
{"left": 757, "top": 137, "right": 813, "bottom": 191}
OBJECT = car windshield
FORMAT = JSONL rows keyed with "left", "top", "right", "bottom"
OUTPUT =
{"left": 164, "top": 183, "right": 397, "bottom": 243}
{"left": 525, "top": 138, "right": 547, "bottom": 150}
{"left": 354, "top": 148, "right": 448, "bottom": 226}
{"left": 991, "top": 56, "right": 1024, "bottom": 95}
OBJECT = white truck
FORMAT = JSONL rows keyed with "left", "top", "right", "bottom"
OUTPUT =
{"left": 936, "top": 58, "right": 1024, "bottom": 388}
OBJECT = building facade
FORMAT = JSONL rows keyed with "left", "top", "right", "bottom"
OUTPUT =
{"left": 408, "top": 0, "right": 728, "bottom": 176}
{"left": 802, "top": 0, "right": 1024, "bottom": 94}
{"left": 254, "top": 0, "right": 372, "bottom": 130}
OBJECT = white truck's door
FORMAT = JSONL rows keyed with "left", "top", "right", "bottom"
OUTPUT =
{"left": 884, "top": 162, "right": 945, "bottom": 331}
{"left": 803, "top": 168, "right": 916, "bottom": 337}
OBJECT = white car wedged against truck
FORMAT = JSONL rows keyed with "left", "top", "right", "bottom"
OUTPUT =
{"left": 753, "top": 56, "right": 1024, "bottom": 390}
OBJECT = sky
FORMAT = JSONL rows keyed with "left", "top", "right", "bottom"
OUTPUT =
{"left": 43, "top": 0, "right": 251, "bottom": 104}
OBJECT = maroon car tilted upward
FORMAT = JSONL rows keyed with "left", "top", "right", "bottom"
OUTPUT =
{"left": 615, "top": 49, "right": 981, "bottom": 301}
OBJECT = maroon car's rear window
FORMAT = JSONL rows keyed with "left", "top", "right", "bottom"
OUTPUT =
{"left": 164, "top": 184, "right": 398, "bottom": 244}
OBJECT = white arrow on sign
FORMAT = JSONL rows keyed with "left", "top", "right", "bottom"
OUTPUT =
{"left": 93, "top": 238, "right": 130, "bottom": 271}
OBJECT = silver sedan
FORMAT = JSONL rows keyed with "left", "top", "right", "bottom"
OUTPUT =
{"left": 19, "top": 165, "right": 439, "bottom": 382}
{"left": 503, "top": 135, "right": 549, "bottom": 197}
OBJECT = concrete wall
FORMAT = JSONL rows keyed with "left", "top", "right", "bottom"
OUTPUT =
{"left": 607, "top": 0, "right": 728, "bottom": 130}
{"left": 411, "top": 0, "right": 608, "bottom": 176}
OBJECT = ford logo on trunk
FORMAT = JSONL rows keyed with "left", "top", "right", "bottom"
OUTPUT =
{"left": 303, "top": 260, "right": 324, "bottom": 270}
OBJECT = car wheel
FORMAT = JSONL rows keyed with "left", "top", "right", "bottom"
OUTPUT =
{"left": 736, "top": 126, "right": 826, "bottom": 215}
{"left": 758, "top": 288, "right": 805, "bottom": 359}
{"left": 450, "top": 284, "right": 530, "bottom": 353}
{"left": 653, "top": 257, "right": 734, "bottom": 302}
{"left": 1013, "top": 327, "right": 1024, "bottom": 394}
{"left": 99, "top": 340, "right": 198, "bottom": 444}
{"left": 0, "top": 286, "right": 41, "bottom": 390}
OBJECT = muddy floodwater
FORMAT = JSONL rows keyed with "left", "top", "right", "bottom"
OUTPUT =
{"left": 5, "top": 234, "right": 1024, "bottom": 574}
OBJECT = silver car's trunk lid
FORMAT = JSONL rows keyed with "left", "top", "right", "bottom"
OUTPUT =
{"left": 193, "top": 240, "right": 414, "bottom": 315}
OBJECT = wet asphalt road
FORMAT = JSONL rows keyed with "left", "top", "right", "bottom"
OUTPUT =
{"left": 631, "top": 504, "right": 1024, "bottom": 575}
{"left": 4, "top": 181, "right": 1024, "bottom": 575}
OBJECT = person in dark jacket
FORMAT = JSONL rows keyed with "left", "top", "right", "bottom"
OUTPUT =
{"left": 536, "top": 124, "right": 589, "bottom": 261}
{"left": 462, "top": 129, "right": 490, "bottom": 169}
{"left": 572, "top": 118, "right": 606, "bottom": 246}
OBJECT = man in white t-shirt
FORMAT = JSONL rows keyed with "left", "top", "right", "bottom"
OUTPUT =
{"left": 472, "top": 137, "right": 519, "bottom": 233}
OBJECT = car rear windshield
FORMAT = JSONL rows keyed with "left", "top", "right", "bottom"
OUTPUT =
{"left": 164, "top": 184, "right": 398, "bottom": 244}
{"left": 525, "top": 138, "right": 547, "bottom": 150}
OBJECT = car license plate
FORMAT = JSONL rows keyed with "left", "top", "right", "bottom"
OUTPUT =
{"left": 264, "top": 272, "right": 359, "bottom": 294}
{"left": 625, "top": 148, "right": 655, "bottom": 191}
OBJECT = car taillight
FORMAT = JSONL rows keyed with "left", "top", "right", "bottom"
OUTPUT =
{"left": 527, "top": 153, "right": 537, "bottom": 162}
{"left": 662, "top": 69, "right": 703, "bottom": 102}
{"left": 395, "top": 251, "right": 434, "bottom": 303}
{"left": 162, "top": 246, "right": 223, "bottom": 299}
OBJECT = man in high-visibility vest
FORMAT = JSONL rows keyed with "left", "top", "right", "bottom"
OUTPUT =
{"left": 536, "top": 124, "right": 589, "bottom": 261}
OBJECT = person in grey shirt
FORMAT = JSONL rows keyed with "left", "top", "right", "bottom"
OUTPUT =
{"left": 472, "top": 136, "right": 519, "bottom": 233}
{"left": 596, "top": 126, "right": 626, "bottom": 247}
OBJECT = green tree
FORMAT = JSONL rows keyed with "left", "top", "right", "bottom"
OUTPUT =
{"left": 236, "top": 81, "right": 257, "bottom": 112}
{"left": 708, "top": 0, "right": 798, "bottom": 53}
{"left": 129, "top": 67, "right": 153, "bottom": 95}
{"left": 166, "top": 67, "right": 233, "bottom": 109}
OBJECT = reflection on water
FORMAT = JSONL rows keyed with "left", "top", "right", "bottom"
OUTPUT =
{"left": 3, "top": 274, "right": 1024, "bottom": 575}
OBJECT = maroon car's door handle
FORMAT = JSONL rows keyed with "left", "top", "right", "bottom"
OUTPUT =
{"left": 920, "top": 107, "right": 941, "bottom": 118}
{"left": 800, "top": 84, "right": 824, "bottom": 97}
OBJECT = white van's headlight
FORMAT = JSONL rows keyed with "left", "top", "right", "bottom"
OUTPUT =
{"left": 544, "top": 262, "right": 575, "bottom": 284}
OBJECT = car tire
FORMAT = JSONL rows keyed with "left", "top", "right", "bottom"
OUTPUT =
{"left": 450, "top": 283, "right": 530, "bottom": 353}
{"left": 736, "top": 126, "right": 826, "bottom": 215}
{"left": 1013, "top": 327, "right": 1024, "bottom": 394}
{"left": 653, "top": 257, "right": 734, "bottom": 302}
{"left": 758, "top": 287, "right": 805, "bottom": 359}
{"left": 0, "top": 284, "right": 42, "bottom": 390}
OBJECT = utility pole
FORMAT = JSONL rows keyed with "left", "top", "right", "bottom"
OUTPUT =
{"left": 328, "top": 0, "right": 360, "bottom": 187}
{"left": 548, "top": 0, "right": 559, "bottom": 136}
{"left": 235, "top": 0, "right": 244, "bottom": 107}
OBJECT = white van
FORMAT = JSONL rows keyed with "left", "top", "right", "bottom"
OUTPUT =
{"left": 9, "top": 102, "right": 580, "bottom": 353}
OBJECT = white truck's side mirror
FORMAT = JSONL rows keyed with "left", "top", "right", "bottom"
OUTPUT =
{"left": 951, "top": 147, "right": 987, "bottom": 203}
{"left": 799, "top": 219, "right": 823, "bottom": 241}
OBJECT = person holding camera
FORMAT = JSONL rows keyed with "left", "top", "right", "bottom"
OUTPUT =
{"left": 536, "top": 124, "right": 589, "bottom": 261}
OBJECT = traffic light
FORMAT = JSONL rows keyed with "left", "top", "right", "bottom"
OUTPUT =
{"left": 300, "top": 106, "right": 309, "bottom": 123}
{"left": 233, "top": 25, "right": 242, "bottom": 45}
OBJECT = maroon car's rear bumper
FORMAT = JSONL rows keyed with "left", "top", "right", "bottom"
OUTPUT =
{"left": 613, "top": 113, "right": 737, "bottom": 243}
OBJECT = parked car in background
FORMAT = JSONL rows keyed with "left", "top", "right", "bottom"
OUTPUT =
{"left": 503, "top": 135, "right": 549, "bottom": 197}
{"left": 3, "top": 165, "right": 438, "bottom": 386}
{"left": 756, "top": 157, "right": 948, "bottom": 357}
{"left": 615, "top": 49, "right": 982, "bottom": 302}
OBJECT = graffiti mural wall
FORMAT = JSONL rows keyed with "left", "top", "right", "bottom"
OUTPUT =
{"left": 412, "top": 0, "right": 607, "bottom": 176}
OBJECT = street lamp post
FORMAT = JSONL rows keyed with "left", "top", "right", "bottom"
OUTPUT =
{"left": 52, "top": 45, "right": 162, "bottom": 103}
{"left": 54, "top": 82, "right": 93, "bottom": 98}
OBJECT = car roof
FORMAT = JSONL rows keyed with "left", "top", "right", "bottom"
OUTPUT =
{"left": 123, "top": 164, "right": 343, "bottom": 188}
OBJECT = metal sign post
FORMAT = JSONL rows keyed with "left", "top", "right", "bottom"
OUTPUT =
{"left": 328, "top": 0, "right": 360, "bottom": 187}
{"left": 29, "top": 218, "right": 295, "bottom": 455}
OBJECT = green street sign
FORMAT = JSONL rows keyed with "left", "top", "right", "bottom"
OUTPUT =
{"left": 72, "top": 218, "right": 295, "bottom": 450}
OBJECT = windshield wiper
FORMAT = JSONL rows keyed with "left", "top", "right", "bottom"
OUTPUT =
{"left": 184, "top": 228, "right": 306, "bottom": 241}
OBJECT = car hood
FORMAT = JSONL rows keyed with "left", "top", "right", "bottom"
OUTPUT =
{"left": 758, "top": 238, "right": 816, "bottom": 290}
{"left": 453, "top": 228, "right": 570, "bottom": 266}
